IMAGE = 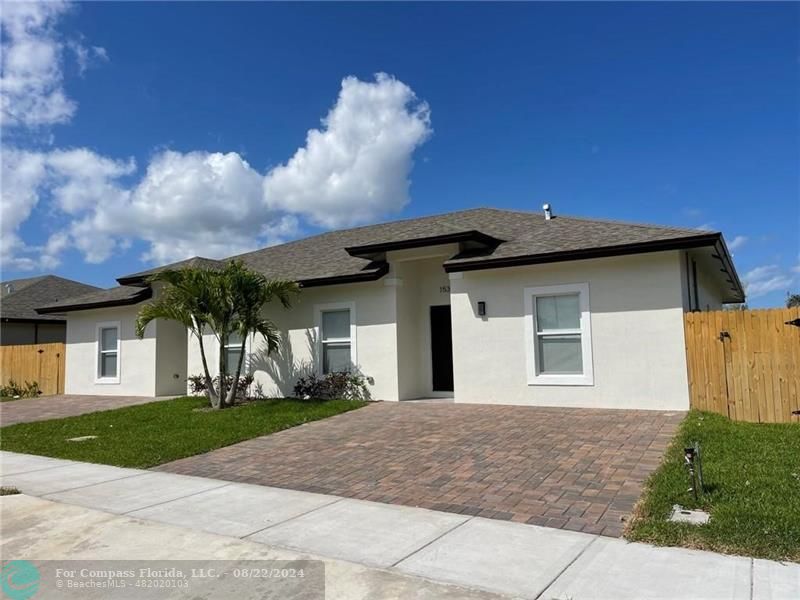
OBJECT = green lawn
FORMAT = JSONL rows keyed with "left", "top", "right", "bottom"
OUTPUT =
{"left": 626, "top": 411, "right": 800, "bottom": 562}
{"left": 0, "top": 396, "right": 367, "bottom": 469}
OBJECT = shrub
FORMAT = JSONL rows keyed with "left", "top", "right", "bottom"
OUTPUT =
{"left": 0, "top": 380, "right": 41, "bottom": 398}
{"left": 187, "top": 373, "right": 254, "bottom": 401}
{"left": 293, "top": 370, "right": 371, "bottom": 401}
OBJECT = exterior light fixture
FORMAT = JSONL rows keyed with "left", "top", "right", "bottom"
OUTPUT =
{"left": 477, "top": 301, "right": 486, "bottom": 316}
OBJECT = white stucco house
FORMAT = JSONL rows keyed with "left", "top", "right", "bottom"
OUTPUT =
{"left": 37, "top": 207, "right": 745, "bottom": 410}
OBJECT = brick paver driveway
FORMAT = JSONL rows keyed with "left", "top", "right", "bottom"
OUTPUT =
{"left": 158, "top": 402, "right": 684, "bottom": 537}
{"left": 1, "top": 395, "right": 169, "bottom": 425}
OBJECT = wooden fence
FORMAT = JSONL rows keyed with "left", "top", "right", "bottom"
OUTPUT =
{"left": 684, "top": 308, "right": 800, "bottom": 423}
{"left": 0, "top": 342, "right": 65, "bottom": 396}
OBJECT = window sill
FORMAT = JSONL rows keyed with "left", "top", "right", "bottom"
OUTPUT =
{"left": 528, "top": 374, "right": 594, "bottom": 387}
{"left": 94, "top": 378, "right": 120, "bottom": 385}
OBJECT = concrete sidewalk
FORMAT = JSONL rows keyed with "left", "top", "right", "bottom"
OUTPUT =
{"left": 2, "top": 451, "right": 798, "bottom": 599}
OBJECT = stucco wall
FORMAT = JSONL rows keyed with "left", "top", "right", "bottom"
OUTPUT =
{"left": 187, "top": 279, "right": 400, "bottom": 400}
{"left": 155, "top": 317, "right": 188, "bottom": 396}
{"left": 65, "top": 305, "right": 158, "bottom": 396}
{"left": 450, "top": 251, "right": 691, "bottom": 410}
{"left": 393, "top": 255, "right": 453, "bottom": 398}
{"left": 679, "top": 250, "right": 728, "bottom": 311}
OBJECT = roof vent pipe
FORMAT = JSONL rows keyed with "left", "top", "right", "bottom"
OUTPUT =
{"left": 543, "top": 203, "right": 552, "bottom": 220}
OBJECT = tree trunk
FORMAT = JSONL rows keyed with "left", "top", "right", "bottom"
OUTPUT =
{"left": 217, "top": 333, "right": 228, "bottom": 408}
{"left": 192, "top": 317, "right": 219, "bottom": 409}
{"left": 225, "top": 335, "right": 248, "bottom": 406}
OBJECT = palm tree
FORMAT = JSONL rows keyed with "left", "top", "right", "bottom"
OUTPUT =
{"left": 223, "top": 262, "right": 298, "bottom": 405}
{"left": 135, "top": 261, "right": 299, "bottom": 409}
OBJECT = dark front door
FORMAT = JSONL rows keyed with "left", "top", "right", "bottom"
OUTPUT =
{"left": 430, "top": 305, "right": 454, "bottom": 392}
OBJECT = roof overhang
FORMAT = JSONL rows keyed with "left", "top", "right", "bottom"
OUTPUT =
{"left": 298, "top": 262, "right": 390, "bottom": 288}
{"left": 345, "top": 230, "right": 503, "bottom": 260}
{"left": 36, "top": 287, "right": 153, "bottom": 314}
{"left": 1, "top": 316, "right": 66, "bottom": 324}
{"left": 444, "top": 232, "right": 745, "bottom": 301}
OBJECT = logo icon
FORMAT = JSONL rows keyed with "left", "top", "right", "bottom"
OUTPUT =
{"left": 1, "top": 561, "right": 40, "bottom": 600}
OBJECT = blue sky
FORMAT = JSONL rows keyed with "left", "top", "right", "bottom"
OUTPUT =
{"left": 2, "top": 2, "right": 798, "bottom": 307}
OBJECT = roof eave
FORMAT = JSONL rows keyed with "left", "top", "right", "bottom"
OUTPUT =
{"left": 1, "top": 316, "right": 66, "bottom": 324}
{"left": 36, "top": 288, "right": 153, "bottom": 314}
{"left": 444, "top": 233, "right": 738, "bottom": 279}
{"left": 298, "top": 263, "right": 390, "bottom": 288}
{"left": 115, "top": 275, "right": 150, "bottom": 286}
{"left": 345, "top": 230, "right": 502, "bottom": 259}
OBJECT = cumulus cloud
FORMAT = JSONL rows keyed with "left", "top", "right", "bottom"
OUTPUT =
{"left": 115, "top": 150, "right": 275, "bottom": 264}
{"left": 3, "top": 72, "right": 432, "bottom": 270}
{"left": 0, "top": 0, "right": 77, "bottom": 127}
{"left": 264, "top": 73, "right": 432, "bottom": 228}
{"left": 742, "top": 264, "right": 796, "bottom": 299}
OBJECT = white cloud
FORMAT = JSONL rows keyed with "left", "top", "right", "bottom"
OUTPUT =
{"left": 264, "top": 73, "right": 432, "bottom": 228}
{"left": 0, "top": 148, "right": 47, "bottom": 269}
{"left": 742, "top": 264, "right": 796, "bottom": 299}
{"left": 67, "top": 38, "right": 108, "bottom": 76}
{"left": 121, "top": 150, "right": 275, "bottom": 264}
{"left": 2, "top": 73, "right": 432, "bottom": 269}
{"left": 728, "top": 235, "right": 748, "bottom": 251}
{"left": 0, "top": 0, "right": 76, "bottom": 127}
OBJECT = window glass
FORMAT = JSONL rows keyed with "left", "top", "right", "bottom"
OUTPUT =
{"left": 538, "top": 335, "right": 582, "bottom": 374}
{"left": 101, "top": 327, "right": 118, "bottom": 351}
{"left": 323, "top": 342, "right": 351, "bottom": 374}
{"left": 100, "top": 353, "right": 117, "bottom": 378}
{"left": 322, "top": 310, "right": 350, "bottom": 340}
{"left": 536, "top": 295, "right": 580, "bottom": 331}
{"left": 225, "top": 332, "right": 244, "bottom": 375}
{"left": 321, "top": 309, "right": 352, "bottom": 373}
{"left": 98, "top": 326, "right": 118, "bottom": 379}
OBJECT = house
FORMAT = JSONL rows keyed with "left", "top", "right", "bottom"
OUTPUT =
{"left": 36, "top": 207, "right": 744, "bottom": 409}
{"left": 1, "top": 275, "right": 100, "bottom": 346}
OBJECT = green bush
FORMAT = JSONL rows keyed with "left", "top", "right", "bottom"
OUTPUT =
{"left": 293, "top": 371, "right": 371, "bottom": 401}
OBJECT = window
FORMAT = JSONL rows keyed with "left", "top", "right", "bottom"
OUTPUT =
{"left": 316, "top": 303, "right": 356, "bottom": 375}
{"left": 524, "top": 283, "right": 593, "bottom": 386}
{"left": 224, "top": 332, "right": 245, "bottom": 375}
{"left": 96, "top": 322, "right": 120, "bottom": 383}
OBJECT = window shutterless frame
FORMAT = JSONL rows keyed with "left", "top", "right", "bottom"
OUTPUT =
{"left": 95, "top": 321, "right": 121, "bottom": 384}
{"left": 523, "top": 283, "right": 594, "bottom": 386}
{"left": 314, "top": 302, "right": 357, "bottom": 376}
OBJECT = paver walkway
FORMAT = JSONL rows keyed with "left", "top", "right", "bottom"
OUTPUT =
{"left": 0, "top": 394, "right": 169, "bottom": 425}
{"left": 2, "top": 451, "right": 796, "bottom": 600}
{"left": 158, "top": 402, "right": 684, "bottom": 537}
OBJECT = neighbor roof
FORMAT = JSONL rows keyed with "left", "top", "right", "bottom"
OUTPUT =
{"left": 1, "top": 275, "right": 101, "bottom": 321}
{"left": 35, "top": 285, "right": 152, "bottom": 315}
{"left": 39, "top": 207, "right": 745, "bottom": 313}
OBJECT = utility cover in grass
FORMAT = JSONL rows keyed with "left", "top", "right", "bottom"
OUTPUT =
{"left": 669, "top": 504, "right": 710, "bottom": 525}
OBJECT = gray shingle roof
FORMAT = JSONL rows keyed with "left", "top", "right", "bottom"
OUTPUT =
{"left": 54, "top": 207, "right": 742, "bottom": 312}
{"left": 1, "top": 275, "right": 101, "bottom": 321}
{"left": 117, "top": 256, "right": 225, "bottom": 285}
{"left": 119, "top": 207, "right": 722, "bottom": 285}
{"left": 35, "top": 285, "right": 152, "bottom": 314}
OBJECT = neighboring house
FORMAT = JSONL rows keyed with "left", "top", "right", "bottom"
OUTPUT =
{"left": 37, "top": 207, "right": 744, "bottom": 409}
{"left": 1, "top": 275, "right": 101, "bottom": 346}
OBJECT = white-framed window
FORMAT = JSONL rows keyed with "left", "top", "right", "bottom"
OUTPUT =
{"left": 224, "top": 332, "right": 247, "bottom": 375}
{"left": 524, "top": 283, "right": 593, "bottom": 386}
{"left": 314, "top": 302, "right": 357, "bottom": 375}
{"left": 95, "top": 321, "right": 120, "bottom": 384}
